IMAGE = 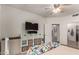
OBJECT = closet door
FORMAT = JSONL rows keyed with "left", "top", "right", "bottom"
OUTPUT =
{"left": 67, "top": 24, "right": 78, "bottom": 48}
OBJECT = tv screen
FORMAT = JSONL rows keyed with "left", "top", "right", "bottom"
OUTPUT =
{"left": 25, "top": 22, "right": 32, "bottom": 30}
{"left": 33, "top": 23, "right": 38, "bottom": 30}
{"left": 25, "top": 22, "right": 38, "bottom": 30}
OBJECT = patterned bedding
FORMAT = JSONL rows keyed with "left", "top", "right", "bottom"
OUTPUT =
{"left": 26, "top": 42, "right": 59, "bottom": 55}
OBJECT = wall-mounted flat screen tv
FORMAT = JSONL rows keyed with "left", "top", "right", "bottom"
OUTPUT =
{"left": 25, "top": 22, "right": 38, "bottom": 30}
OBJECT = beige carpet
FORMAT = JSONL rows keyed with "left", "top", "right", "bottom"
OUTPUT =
{"left": 43, "top": 45, "right": 79, "bottom": 55}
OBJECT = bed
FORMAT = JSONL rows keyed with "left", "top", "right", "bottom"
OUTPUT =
{"left": 26, "top": 42, "right": 59, "bottom": 55}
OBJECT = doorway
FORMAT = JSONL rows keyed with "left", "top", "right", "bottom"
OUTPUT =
{"left": 52, "top": 24, "right": 60, "bottom": 47}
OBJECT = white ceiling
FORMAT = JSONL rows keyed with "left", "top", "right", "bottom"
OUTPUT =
{"left": 6, "top": 4, "right": 79, "bottom": 17}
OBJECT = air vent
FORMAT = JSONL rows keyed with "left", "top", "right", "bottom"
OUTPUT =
{"left": 72, "top": 13, "right": 79, "bottom": 17}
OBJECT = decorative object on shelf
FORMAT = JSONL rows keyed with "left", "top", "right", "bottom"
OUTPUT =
{"left": 22, "top": 40, "right": 28, "bottom": 46}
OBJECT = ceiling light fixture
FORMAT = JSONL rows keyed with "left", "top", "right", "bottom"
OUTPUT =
{"left": 52, "top": 7, "right": 61, "bottom": 13}
{"left": 45, "top": 4, "right": 64, "bottom": 14}
{"left": 52, "top": 4, "right": 63, "bottom": 14}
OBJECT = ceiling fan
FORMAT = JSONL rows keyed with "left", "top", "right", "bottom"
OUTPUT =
{"left": 45, "top": 4, "right": 71, "bottom": 15}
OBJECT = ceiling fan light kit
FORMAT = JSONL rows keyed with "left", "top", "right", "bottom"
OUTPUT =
{"left": 45, "top": 4, "right": 64, "bottom": 14}
{"left": 52, "top": 7, "right": 61, "bottom": 13}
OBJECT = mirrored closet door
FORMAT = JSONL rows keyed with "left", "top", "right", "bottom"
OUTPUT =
{"left": 67, "top": 23, "right": 79, "bottom": 49}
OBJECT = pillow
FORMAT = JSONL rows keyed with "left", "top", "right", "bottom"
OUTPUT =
{"left": 32, "top": 45, "right": 39, "bottom": 50}
{"left": 35, "top": 48, "right": 42, "bottom": 55}
{"left": 52, "top": 42, "right": 59, "bottom": 48}
{"left": 30, "top": 51, "right": 37, "bottom": 55}
{"left": 27, "top": 47, "right": 32, "bottom": 55}
{"left": 42, "top": 45, "right": 48, "bottom": 53}
{"left": 46, "top": 42, "right": 52, "bottom": 50}
{"left": 27, "top": 45, "right": 43, "bottom": 55}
